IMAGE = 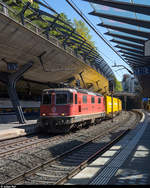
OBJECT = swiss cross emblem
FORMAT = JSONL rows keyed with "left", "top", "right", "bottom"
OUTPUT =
{"left": 51, "top": 107, "right": 56, "bottom": 113}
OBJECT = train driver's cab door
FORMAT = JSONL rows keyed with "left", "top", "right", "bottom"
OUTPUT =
{"left": 75, "top": 93, "right": 81, "bottom": 113}
{"left": 78, "top": 100, "right": 81, "bottom": 113}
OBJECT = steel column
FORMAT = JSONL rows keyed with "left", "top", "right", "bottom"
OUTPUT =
{"left": 0, "top": 61, "right": 33, "bottom": 124}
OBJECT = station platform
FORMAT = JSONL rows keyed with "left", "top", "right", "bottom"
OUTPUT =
{"left": 66, "top": 111, "right": 150, "bottom": 185}
{"left": 0, "top": 115, "right": 38, "bottom": 141}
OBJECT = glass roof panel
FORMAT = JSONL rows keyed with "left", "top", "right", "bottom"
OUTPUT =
{"left": 91, "top": 1, "right": 150, "bottom": 33}
{"left": 108, "top": 30, "right": 147, "bottom": 40}
{"left": 113, "top": 37, "right": 143, "bottom": 46}
{"left": 89, "top": 0, "right": 150, "bottom": 69}
{"left": 115, "top": 44, "right": 143, "bottom": 51}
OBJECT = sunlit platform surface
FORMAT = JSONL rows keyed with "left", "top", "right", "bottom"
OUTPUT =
{"left": 66, "top": 111, "right": 150, "bottom": 185}
{"left": 0, "top": 115, "right": 37, "bottom": 140}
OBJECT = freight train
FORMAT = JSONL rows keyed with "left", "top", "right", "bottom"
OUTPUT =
{"left": 38, "top": 88, "right": 122, "bottom": 133}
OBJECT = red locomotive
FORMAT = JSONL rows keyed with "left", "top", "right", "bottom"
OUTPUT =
{"left": 39, "top": 88, "right": 106, "bottom": 133}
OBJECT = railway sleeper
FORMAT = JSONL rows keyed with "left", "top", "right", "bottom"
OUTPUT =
{"left": 50, "top": 164, "right": 74, "bottom": 170}
{"left": 35, "top": 172, "right": 63, "bottom": 178}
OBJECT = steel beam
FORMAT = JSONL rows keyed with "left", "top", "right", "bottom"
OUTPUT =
{"left": 124, "top": 57, "right": 144, "bottom": 64}
{"left": 118, "top": 50, "right": 144, "bottom": 57}
{"left": 126, "top": 60, "right": 144, "bottom": 66}
{"left": 84, "top": 0, "right": 150, "bottom": 16}
{"left": 105, "top": 32, "right": 146, "bottom": 45}
{"left": 126, "top": 60, "right": 150, "bottom": 67}
{"left": 111, "top": 39, "right": 144, "bottom": 50}
{"left": 122, "top": 54, "right": 143, "bottom": 61}
{"left": 20, "top": 1, "right": 31, "bottom": 25}
{"left": 115, "top": 45, "right": 144, "bottom": 55}
{"left": 98, "top": 23, "right": 150, "bottom": 39}
{"left": 127, "top": 61, "right": 140, "bottom": 66}
{"left": 89, "top": 11, "right": 150, "bottom": 29}
{"left": 0, "top": 62, "right": 33, "bottom": 124}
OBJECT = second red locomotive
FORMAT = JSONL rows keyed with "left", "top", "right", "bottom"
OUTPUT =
{"left": 39, "top": 88, "right": 106, "bottom": 133}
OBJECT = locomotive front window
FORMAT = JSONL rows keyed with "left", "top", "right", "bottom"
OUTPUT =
{"left": 56, "top": 93, "right": 67, "bottom": 104}
{"left": 43, "top": 94, "right": 51, "bottom": 104}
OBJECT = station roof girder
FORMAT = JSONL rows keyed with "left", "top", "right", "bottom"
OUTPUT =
{"left": 98, "top": 23, "right": 150, "bottom": 39}
{"left": 84, "top": 0, "right": 150, "bottom": 16}
{"left": 110, "top": 39, "right": 144, "bottom": 50}
{"left": 118, "top": 50, "right": 144, "bottom": 57}
{"left": 105, "top": 32, "right": 146, "bottom": 45}
{"left": 115, "top": 45, "right": 144, "bottom": 55}
{"left": 89, "top": 11, "right": 150, "bottom": 29}
{"left": 82, "top": 0, "right": 150, "bottom": 96}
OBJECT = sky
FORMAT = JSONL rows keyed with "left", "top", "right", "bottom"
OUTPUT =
{"left": 44, "top": 0, "right": 133, "bottom": 81}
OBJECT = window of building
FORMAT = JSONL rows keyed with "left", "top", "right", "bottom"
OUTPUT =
{"left": 43, "top": 94, "right": 51, "bottom": 104}
{"left": 82, "top": 95, "right": 87, "bottom": 104}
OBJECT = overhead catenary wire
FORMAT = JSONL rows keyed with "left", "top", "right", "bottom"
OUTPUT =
{"left": 65, "top": 0, "right": 128, "bottom": 65}
{"left": 29, "top": 0, "right": 114, "bottom": 78}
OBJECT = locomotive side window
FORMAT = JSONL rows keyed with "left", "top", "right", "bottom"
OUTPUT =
{"left": 82, "top": 95, "right": 87, "bottom": 104}
{"left": 56, "top": 94, "right": 67, "bottom": 104}
{"left": 70, "top": 93, "right": 73, "bottom": 104}
{"left": 75, "top": 94, "right": 78, "bottom": 104}
{"left": 43, "top": 94, "right": 51, "bottom": 104}
{"left": 98, "top": 97, "right": 101, "bottom": 104}
{"left": 91, "top": 96, "right": 95, "bottom": 104}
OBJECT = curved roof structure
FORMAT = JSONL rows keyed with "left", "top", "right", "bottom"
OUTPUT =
{"left": 82, "top": 0, "right": 150, "bottom": 96}
{"left": 1, "top": 0, "right": 114, "bottom": 80}
{"left": 0, "top": 0, "right": 117, "bottom": 98}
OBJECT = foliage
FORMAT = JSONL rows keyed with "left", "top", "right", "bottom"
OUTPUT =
{"left": 73, "top": 18, "right": 95, "bottom": 48}
{"left": 114, "top": 77, "right": 123, "bottom": 91}
{"left": 4, "top": 0, "right": 97, "bottom": 52}
{"left": 3, "top": 0, "right": 109, "bottom": 78}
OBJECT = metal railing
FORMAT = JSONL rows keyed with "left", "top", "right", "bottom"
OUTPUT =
{"left": 0, "top": 2, "right": 88, "bottom": 64}
{"left": 0, "top": 1, "right": 109, "bottom": 79}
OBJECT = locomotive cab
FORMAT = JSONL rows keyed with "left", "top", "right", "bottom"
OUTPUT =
{"left": 40, "top": 90, "right": 74, "bottom": 117}
{"left": 39, "top": 88, "right": 76, "bottom": 133}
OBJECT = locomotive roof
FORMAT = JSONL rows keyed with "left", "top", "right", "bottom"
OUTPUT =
{"left": 43, "top": 88, "right": 102, "bottom": 96}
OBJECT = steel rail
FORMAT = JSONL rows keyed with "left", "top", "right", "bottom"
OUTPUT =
{"left": 4, "top": 127, "right": 130, "bottom": 185}
{"left": 55, "top": 129, "right": 129, "bottom": 185}
{"left": 0, "top": 134, "right": 63, "bottom": 158}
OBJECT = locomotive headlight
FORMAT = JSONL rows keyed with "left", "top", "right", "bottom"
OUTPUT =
{"left": 61, "top": 113, "right": 65, "bottom": 116}
{"left": 42, "top": 113, "right": 46, "bottom": 116}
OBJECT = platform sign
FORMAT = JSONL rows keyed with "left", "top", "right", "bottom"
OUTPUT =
{"left": 134, "top": 66, "right": 150, "bottom": 75}
{"left": 7, "top": 63, "right": 18, "bottom": 71}
{"left": 143, "top": 98, "right": 148, "bottom": 102}
{"left": 145, "top": 40, "right": 150, "bottom": 56}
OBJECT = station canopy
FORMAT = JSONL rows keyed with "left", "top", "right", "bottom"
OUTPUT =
{"left": 3, "top": 0, "right": 114, "bottom": 80}
{"left": 83, "top": 0, "right": 150, "bottom": 71}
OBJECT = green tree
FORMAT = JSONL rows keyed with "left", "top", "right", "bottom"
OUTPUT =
{"left": 114, "top": 77, "right": 122, "bottom": 91}
{"left": 73, "top": 19, "right": 96, "bottom": 48}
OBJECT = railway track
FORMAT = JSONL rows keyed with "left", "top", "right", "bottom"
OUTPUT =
{"left": 0, "top": 111, "right": 135, "bottom": 158}
{"left": 1, "top": 111, "right": 141, "bottom": 184}
{"left": 4, "top": 128, "right": 129, "bottom": 185}
{"left": 0, "top": 134, "right": 58, "bottom": 158}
